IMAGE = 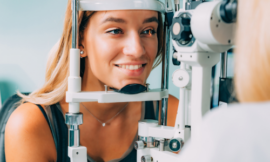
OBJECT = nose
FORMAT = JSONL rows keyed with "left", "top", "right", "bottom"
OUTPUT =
{"left": 123, "top": 32, "right": 146, "bottom": 58}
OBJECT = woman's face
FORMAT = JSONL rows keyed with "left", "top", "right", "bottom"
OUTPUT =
{"left": 81, "top": 10, "right": 159, "bottom": 89}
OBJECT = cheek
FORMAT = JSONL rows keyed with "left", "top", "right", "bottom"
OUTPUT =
{"left": 86, "top": 34, "right": 121, "bottom": 82}
{"left": 145, "top": 38, "right": 159, "bottom": 62}
{"left": 142, "top": 39, "right": 158, "bottom": 80}
{"left": 88, "top": 34, "right": 116, "bottom": 65}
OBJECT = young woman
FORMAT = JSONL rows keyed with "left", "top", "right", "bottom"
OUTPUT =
{"left": 4, "top": 0, "right": 179, "bottom": 162}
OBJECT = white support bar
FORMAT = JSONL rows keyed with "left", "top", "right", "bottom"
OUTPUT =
{"left": 68, "top": 146, "right": 87, "bottom": 162}
{"left": 68, "top": 48, "right": 81, "bottom": 113}
{"left": 66, "top": 89, "right": 168, "bottom": 103}
{"left": 190, "top": 66, "right": 212, "bottom": 138}
{"left": 178, "top": 88, "right": 186, "bottom": 129}
{"left": 70, "top": 48, "right": 80, "bottom": 78}
{"left": 176, "top": 52, "right": 220, "bottom": 138}
{"left": 148, "top": 126, "right": 175, "bottom": 139}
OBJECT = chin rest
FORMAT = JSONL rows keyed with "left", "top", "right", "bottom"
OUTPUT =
{"left": 110, "top": 84, "right": 147, "bottom": 94}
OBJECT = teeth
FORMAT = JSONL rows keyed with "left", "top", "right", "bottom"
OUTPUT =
{"left": 117, "top": 64, "right": 143, "bottom": 70}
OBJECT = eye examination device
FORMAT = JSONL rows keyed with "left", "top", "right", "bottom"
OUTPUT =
{"left": 65, "top": 0, "right": 237, "bottom": 161}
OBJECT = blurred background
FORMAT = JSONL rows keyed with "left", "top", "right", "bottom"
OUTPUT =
{"left": 0, "top": 0, "right": 67, "bottom": 105}
{"left": 0, "top": 0, "right": 233, "bottom": 107}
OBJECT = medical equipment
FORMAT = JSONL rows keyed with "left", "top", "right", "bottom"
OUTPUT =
{"left": 65, "top": 0, "right": 237, "bottom": 161}
{"left": 0, "top": 91, "right": 2, "bottom": 109}
{"left": 217, "top": 49, "right": 238, "bottom": 107}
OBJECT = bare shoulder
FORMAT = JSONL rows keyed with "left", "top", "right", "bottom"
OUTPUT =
{"left": 167, "top": 95, "right": 179, "bottom": 127}
{"left": 5, "top": 102, "right": 56, "bottom": 162}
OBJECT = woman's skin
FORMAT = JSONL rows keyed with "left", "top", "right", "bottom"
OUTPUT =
{"left": 5, "top": 10, "right": 179, "bottom": 162}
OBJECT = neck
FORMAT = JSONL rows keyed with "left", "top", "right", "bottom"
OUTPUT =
{"left": 81, "top": 102, "right": 130, "bottom": 122}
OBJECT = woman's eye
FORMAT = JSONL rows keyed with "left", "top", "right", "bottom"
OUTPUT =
{"left": 142, "top": 29, "right": 156, "bottom": 36}
{"left": 107, "top": 29, "right": 123, "bottom": 35}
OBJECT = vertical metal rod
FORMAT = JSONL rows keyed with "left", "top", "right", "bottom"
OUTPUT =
{"left": 155, "top": 101, "right": 160, "bottom": 120}
{"left": 179, "top": 63, "right": 186, "bottom": 130}
{"left": 146, "top": 83, "right": 150, "bottom": 91}
{"left": 220, "top": 52, "right": 228, "bottom": 78}
{"left": 68, "top": 0, "right": 81, "bottom": 149}
{"left": 185, "top": 88, "right": 190, "bottom": 125}
{"left": 69, "top": 125, "right": 80, "bottom": 147}
{"left": 160, "top": 12, "right": 172, "bottom": 126}
{"left": 183, "top": 0, "right": 188, "bottom": 10}
{"left": 104, "top": 85, "right": 108, "bottom": 93}
{"left": 174, "top": 0, "right": 180, "bottom": 11}
{"left": 72, "top": 0, "right": 79, "bottom": 49}
{"left": 185, "top": 65, "right": 192, "bottom": 125}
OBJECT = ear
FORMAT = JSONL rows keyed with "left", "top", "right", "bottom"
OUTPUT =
{"left": 79, "top": 44, "right": 87, "bottom": 58}
{"left": 79, "top": 30, "right": 87, "bottom": 58}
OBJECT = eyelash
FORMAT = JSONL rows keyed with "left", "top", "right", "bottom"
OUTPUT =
{"left": 107, "top": 29, "right": 123, "bottom": 35}
{"left": 106, "top": 28, "right": 157, "bottom": 36}
{"left": 142, "top": 29, "right": 157, "bottom": 35}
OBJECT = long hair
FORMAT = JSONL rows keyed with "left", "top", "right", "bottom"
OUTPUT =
{"left": 18, "top": 0, "right": 165, "bottom": 105}
{"left": 235, "top": 0, "right": 270, "bottom": 102}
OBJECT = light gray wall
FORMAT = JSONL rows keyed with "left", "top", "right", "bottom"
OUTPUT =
{"left": 0, "top": 0, "right": 182, "bottom": 105}
{"left": 0, "top": 0, "right": 67, "bottom": 103}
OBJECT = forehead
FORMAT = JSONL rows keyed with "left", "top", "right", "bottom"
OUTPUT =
{"left": 92, "top": 10, "right": 159, "bottom": 24}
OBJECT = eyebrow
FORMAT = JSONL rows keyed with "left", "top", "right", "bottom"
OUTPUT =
{"left": 101, "top": 16, "right": 159, "bottom": 24}
{"left": 143, "top": 17, "right": 159, "bottom": 24}
{"left": 102, "top": 17, "right": 126, "bottom": 24}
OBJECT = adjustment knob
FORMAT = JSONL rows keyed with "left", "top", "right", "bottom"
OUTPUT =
{"left": 134, "top": 141, "right": 146, "bottom": 150}
{"left": 171, "top": 12, "right": 194, "bottom": 46}
{"left": 168, "top": 138, "right": 183, "bottom": 152}
{"left": 180, "top": 15, "right": 191, "bottom": 41}
{"left": 172, "top": 69, "right": 191, "bottom": 88}
{"left": 220, "top": 0, "right": 237, "bottom": 23}
{"left": 171, "top": 17, "right": 182, "bottom": 41}
{"left": 65, "top": 113, "right": 83, "bottom": 125}
{"left": 141, "top": 155, "right": 153, "bottom": 162}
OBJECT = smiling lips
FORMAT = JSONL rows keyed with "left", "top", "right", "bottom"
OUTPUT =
{"left": 118, "top": 64, "right": 142, "bottom": 70}
{"left": 115, "top": 64, "right": 146, "bottom": 70}
{"left": 115, "top": 64, "right": 146, "bottom": 76}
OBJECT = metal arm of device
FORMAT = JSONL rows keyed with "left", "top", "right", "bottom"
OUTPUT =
{"left": 171, "top": 0, "right": 236, "bottom": 138}
{"left": 136, "top": 0, "right": 236, "bottom": 161}
{"left": 66, "top": 0, "right": 87, "bottom": 161}
{"left": 160, "top": 0, "right": 174, "bottom": 126}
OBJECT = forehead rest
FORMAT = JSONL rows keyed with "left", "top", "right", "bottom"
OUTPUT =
{"left": 79, "top": 0, "right": 165, "bottom": 13}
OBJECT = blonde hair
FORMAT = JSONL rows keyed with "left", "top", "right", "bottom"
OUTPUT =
{"left": 235, "top": 0, "right": 270, "bottom": 102}
{"left": 18, "top": 0, "right": 165, "bottom": 105}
